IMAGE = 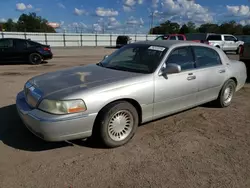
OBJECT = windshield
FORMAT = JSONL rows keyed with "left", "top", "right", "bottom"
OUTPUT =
{"left": 98, "top": 44, "right": 168, "bottom": 74}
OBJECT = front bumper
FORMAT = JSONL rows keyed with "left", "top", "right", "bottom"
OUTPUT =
{"left": 16, "top": 91, "right": 97, "bottom": 142}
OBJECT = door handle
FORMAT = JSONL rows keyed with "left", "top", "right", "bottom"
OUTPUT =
{"left": 187, "top": 75, "right": 196, "bottom": 80}
{"left": 219, "top": 69, "right": 226, "bottom": 73}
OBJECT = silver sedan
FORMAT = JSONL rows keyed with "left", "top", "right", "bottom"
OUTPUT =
{"left": 16, "top": 40, "right": 247, "bottom": 148}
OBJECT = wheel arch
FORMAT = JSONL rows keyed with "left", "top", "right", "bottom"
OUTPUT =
{"left": 95, "top": 98, "right": 142, "bottom": 124}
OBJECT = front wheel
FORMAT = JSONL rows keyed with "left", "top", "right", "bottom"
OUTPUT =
{"left": 29, "top": 53, "right": 42, "bottom": 65}
{"left": 97, "top": 101, "right": 139, "bottom": 148}
{"left": 215, "top": 79, "right": 236, "bottom": 108}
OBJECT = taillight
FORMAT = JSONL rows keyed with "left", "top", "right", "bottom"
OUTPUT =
{"left": 43, "top": 47, "right": 50, "bottom": 51}
{"left": 239, "top": 45, "right": 244, "bottom": 55}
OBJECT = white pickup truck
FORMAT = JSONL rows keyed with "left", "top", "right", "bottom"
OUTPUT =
{"left": 206, "top": 34, "right": 244, "bottom": 54}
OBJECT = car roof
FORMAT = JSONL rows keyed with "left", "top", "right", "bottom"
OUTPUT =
{"left": 133, "top": 40, "right": 203, "bottom": 48}
{"left": 0, "top": 38, "right": 26, "bottom": 40}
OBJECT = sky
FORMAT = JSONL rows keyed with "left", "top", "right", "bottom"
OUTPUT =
{"left": 0, "top": 0, "right": 250, "bottom": 33}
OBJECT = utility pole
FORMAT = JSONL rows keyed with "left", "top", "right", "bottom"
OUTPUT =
{"left": 150, "top": 11, "right": 154, "bottom": 34}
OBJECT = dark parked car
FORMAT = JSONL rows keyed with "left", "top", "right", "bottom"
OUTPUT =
{"left": 0, "top": 38, "right": 53, "bottom": 65}
{"left": 116, "top": 35, "right": 132, "bottom": 48}
{"left": 185, "top": 33, "right": 214, "bottom": 44}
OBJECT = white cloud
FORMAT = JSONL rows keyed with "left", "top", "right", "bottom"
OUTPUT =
{"left": 126, "top": 16, "right": 144, "bottom": 25}
{"left": 58, "top": 3, "right": 66, "bottom": 9}
{"left": 123, "top": 5, "right": 133, "bottom": 12}
{"left": 93, "top": 23, "right": 102, "bottom": 32}
{"left": 159, "top": 0, "right": 213, "bottom": 24}
{"left": 0, "top": 18, "right": 6, "bottom": 23}
{"left": 152, "top": 0, "right": 159, "bottom": 8}
{"left": 227, "top": 5, "right": 250, "bottom": 17}
{"left": 138, "top": 0, "right": 143, "bottom": 5}
{"left": 26, "top": 4, "right": 33, "bottom": 9}
{"left": 96, "top": 7, "right": 118, "bottom": 16}
{"left": 123, "top": 0, "right": 143, "bottom": 12}
{"left": 74, "top": 8, "right": 86, "bottom": 16}
{"left": 16, "top": 3, "right": 33, "bottom": 11}
{"left": 239, "top": 20, "right": 250, "bottom": 26}
{"left": 107, "top": 17, "right": 121, "bottom": 29}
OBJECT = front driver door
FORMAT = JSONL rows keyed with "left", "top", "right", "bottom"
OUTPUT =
{"left": 153, "top": 46, "right": 199, "bottom": 119}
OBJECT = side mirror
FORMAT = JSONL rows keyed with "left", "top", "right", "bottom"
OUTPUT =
{"left": 159, "top": 63, "right": 181, "bottom": 76}
{"left": 103, "top": 55, "right": 109, "bottom": 60}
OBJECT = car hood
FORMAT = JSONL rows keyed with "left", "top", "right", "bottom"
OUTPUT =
{"left": 29, "top": 64, "right": 141, "bottom": 97}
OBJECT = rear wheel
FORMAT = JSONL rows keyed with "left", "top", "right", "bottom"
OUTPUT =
{"left": 29, "top": 53, "right": 42, "bottom": 65}
{"left": 96, "top": 101, "right": 139, "bottom": 148}
{"left": 215, "top": 79, "right": 236, "bottom": 108}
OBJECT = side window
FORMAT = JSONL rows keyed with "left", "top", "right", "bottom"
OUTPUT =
{"left": 207, "top": 35, "right": 222, "bottom": 41}
{"left": 15, "top": 40, "right": 27, "bottom": 49}
{"left": 155, "top": 36, "right": 164, "bottom": 40}
{"left": 224, "top": 36, "right": 236, "bottom": 41}
{"left": 0, "top": 39, "right": 13, "bottom": 48}
{"left": 166, "top": 47, "right": 195, "bottom": 71}
{"left": 193, "top": 46, "right": 222, "bottom": 68}
{"left": 177, "top": 36, "right": 184, "bottom": 40}
{"left": 169, "top": 36, "right": 176, "bottom": 40}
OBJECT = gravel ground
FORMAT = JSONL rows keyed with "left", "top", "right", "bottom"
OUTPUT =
{"left": 0, "top": 47, "right": 250, "bottom": 188}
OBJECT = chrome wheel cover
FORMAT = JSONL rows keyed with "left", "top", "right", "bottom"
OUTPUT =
{"left": 108, "top": 110, "right": 134, "bottom": 141}
{"left": 223, "top": 85, "right": 233, "bottom": 104}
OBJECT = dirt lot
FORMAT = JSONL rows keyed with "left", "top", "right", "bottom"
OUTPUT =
{"left": 0, "top": 47, "right": 250, "bottom": 188}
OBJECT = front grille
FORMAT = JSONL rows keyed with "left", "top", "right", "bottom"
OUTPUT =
{"left": 24, "top": 82, "right": 43, "bottom": 108}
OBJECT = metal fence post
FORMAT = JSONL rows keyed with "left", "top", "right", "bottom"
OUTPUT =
{"left": 44, "top": 33, "right": 48, "bottom": 45}
{"left": 135, "top": 34, "right": 137, "bottom": 42}
{"left": 146, "top": 35, "right": 148, "bottom": 41}
{"left": 110, "top": 34, "right": 112, "bottom": 46}
{"left": 80, "top": 33, "right": 83, "bottom": 47}
{"left": 24, "top": 32, "right": 27, "bottom": 39}
{"left": 1, "top": 32, "right": 4, "bottom": 38}
{"left": 63, "top": 33, "right": 66, "bottom": 47}
{"left": 95, "top": 34, "right": 97, "bottom": 47}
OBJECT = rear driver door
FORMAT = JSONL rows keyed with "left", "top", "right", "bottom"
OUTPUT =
{"left": 192, "top": 46, "right": 227, "bottom": 103}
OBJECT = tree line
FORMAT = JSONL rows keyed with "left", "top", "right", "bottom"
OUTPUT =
{"left": 149, "top": 20, "right": 250, "bottom": 35}
{"left": 0, "top": 12, "right": 56, "bottom": 33}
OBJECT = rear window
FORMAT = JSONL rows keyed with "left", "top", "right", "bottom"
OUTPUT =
{"left": 27, "top": 41, "right": 41, "bottom": 47}
{"left": 185, "top": 33, "right": 207, "bottom": 40}
{"left": 177, "top": 35, "right": 184, "bottom": 40}
{"left": 117, "top": 36, "right": 128, "bottom": 40}
{"left": 207, "top": 35, "right": 222, "bottom": 41}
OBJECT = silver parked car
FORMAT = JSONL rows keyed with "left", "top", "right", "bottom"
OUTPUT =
{"left": 16, "top": 40, "right": 247, "bottom": 148}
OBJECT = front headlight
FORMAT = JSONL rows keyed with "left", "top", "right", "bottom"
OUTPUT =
{"left": 38, "top": 99, "right": 87, "bottom": 114}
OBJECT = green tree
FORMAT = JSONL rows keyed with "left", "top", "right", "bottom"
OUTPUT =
{"left": 198, "top": 23, "right": 220, "bottom": 33}
{"left": 179, "top": 24, "right": 189, "bottom": 34}
{"left": 186, "top": 21, "right": 196, "bottom": 33}
{"left": 243, "top": 25, "right": 250, "bottom": 35}
{"left": 16, "top": 12, "right": 56, "bottom": 33}
{"left": 3, "top": 19, "right": 17, "bottom": 32}
{"left": 149, "top": 20, "right": 180, "bottom": 34}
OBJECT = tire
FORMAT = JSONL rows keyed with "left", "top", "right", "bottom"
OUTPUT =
{"left": 215, "top": 79, "right": 236, "bottom": 108}
{"left": 97, "top": 101, "right": 139, "bottom": 148}
{"left": 29, "top": 53, "right": 42, "bottom": 65}
{"left": 215, "top": 45, "right": 220, "bottom": 48}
